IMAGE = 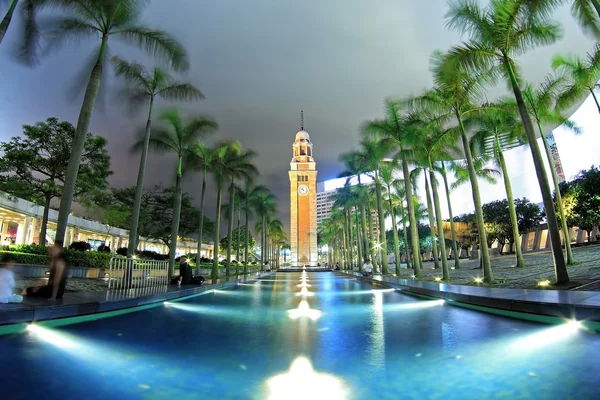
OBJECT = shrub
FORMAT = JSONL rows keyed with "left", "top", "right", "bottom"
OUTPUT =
{"left": 10, "top": 244, "right": 48, "bottom": 255}
{"left": 97, "top": 244, "right": 111, "bottom": 253}
{"left": 0, "top": 250, "right": 49, "bottom": 265}
{"left": 63, "top": 249, "right": 119, "bottom": 268}
{"left": 116, "top": 247, "right": 128, "bottom": 256}
{"left": 69, "top": 241, "right": 92, "bottom": 252}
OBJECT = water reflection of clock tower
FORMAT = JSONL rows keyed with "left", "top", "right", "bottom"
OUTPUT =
{"left": 289, "top": 112, "right": 318, "bottom": 267}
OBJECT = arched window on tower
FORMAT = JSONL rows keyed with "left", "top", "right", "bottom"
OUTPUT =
{"left": 300, "top": 144, "right": 306, "bottom": 156}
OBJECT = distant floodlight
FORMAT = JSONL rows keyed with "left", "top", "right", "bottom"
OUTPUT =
{"left": 473, "top": 277, "right": 483, "bottom": 284}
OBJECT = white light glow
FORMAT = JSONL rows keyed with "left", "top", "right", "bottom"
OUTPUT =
{"left": 371, "top": 289, "right": 395, "bottom": 293}
{"left": 266, "top": 356, "right": 347, "bottom": 400}
{"left": 287, "top": 300, "right": 322, "bottom": 320}
{"left": 510, "top": 320, "right": 582, "bottom": 351}
{"left": 473, "top": 277, "right": 483, "bottom": 284}
{"left": 26, "top": 325, "right": 80, "bottom": 349}
{"left": 297, "top": 282, "right": 311, "bottom": 288}
{"left": 386, "top": 299, "right": 444, "bottom": 311}
{"left": 296, "top": 286, "right": 314, "bottom": 297}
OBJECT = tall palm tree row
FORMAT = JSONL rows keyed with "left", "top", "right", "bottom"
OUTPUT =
{"left": 141, "top": 108, "right": 217, "bottom": 276}
{"left": 111, "top": 57, "right": 204, "bottom": 257}
{"left": 19, "top": 0, "right": 190, "bottom": 245}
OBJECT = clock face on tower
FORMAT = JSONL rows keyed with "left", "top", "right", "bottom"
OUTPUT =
{"left": 298, "top": 184, "right": 309, "bottom": 196}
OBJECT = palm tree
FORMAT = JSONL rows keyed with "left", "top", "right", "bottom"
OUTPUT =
{"left": 0, "top": 0, "right": 43, "bottom": 58}
{"left": 523, "top": 78, "right": 581, "bottom": 265}
{"left": 355, "top": 135, "right": 394, "bottom": 274}
{"left": 439, "top": 160, "right": 461, "bottom": 268}
{"left": 339, "top": 152, "right": 371, "bottom": 265}
{"left": 380, "top": 163, "right": 403, "bottom": 276}
{"left": 209, "top": 140, "right": 257, "bottom": 279}
{"left": 391, "top": 180, "right": 412, "bottom": 269}
{"left": 31, "top": 0, "right": 189, "bottom": 245}
{"left": 251, "top": 187, "right": 277, "bottom": 271}
{"left": 224, "top": 148, "right": 257, "bottom": 277}
{"left": 446, "top": 0, "right": 569, "bottom": 283}
{"left": 112, "top": 57, "right": 204, "bottom": 257}
{"left": 569, "top": 0, "right": 600, "bottom": 38}
{"left": 552, "top": 45, "right": 600, "bottom": 115}
{"left": 242, "top": 185, "right": 269, "bottom": 274}
{"left": 401, "top": 51, "right": 496, "bottom": 282}
{"left": 140, "top": 108, "right": 217, "bottom": 276}
{"left": 331, "top": 184, "right": 356, "bottom": 269}
{"left": 470, "top": 103, "right": 528, "bottom": 268}
{"left": 363, "top": 99, "right": 423, "bottom": 276}
{"left": 189, "top": 143, "right": 215, "bottom": 275}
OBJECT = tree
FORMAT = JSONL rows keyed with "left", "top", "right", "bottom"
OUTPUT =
{"left": 445, "top": 0, "right": 569, "bottom": 284}
{"left": 141, "top": 108, "right": 217, "bottom": 276}
{"left": 249, "top": 186, "right": 277, "bottom": 272}
{"left": 523, "top": 78, "right": 579, "bottom": 264}
{"left": 561, "top": 166, "right": 600, "bottom": 241}
{"left": 470, "top": 102, "right": 528, "bottom": 267}
{"left": 28, "top": 0, "right": 189, "bottom": 247}
{"left": 0, "top": 117, "right": 110, "bottom": 245}
{"left": 209, "top": 141, "right": 259, "bottom": 279}
{"left": 188, "top": 142, "right": 215, "bottom": 275}
{"left": 0, "top": 0, "right": 42, "bottom": 56}
{"left": 569, "top": 0, "right": 600, "bottom": 38}
{"left": 552, "top": 44, "right": 600, "bottom": 115}
{"left": 241, "top": 184, "right": 270, "bottom": 274}
{"left": 219, "top": 226, "right": 256, "bottom": 260}
{"left": 111, "top": 57, "right": 204, "bottom": 257}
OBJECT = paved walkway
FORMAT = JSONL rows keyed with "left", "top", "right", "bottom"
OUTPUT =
{"left": 386, "top": 245, "right": 600, "bottom": 290}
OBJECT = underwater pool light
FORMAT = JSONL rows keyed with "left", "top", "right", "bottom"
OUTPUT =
{"left": 287, "top": 300, "right": 321, "bottom": 320}
{"left": 510, "top": 319, "right": 582, "bottom": 351}
{"left": 26, "top": 325, "right": 79, "bottom": 349}
{"left": 266, "top": 356, "right": 347, "bottom": 400}
{"left": 296, "top": 286, "right": 314, "bottom": 297}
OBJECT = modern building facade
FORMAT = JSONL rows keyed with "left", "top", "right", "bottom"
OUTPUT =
{"left": 0, "top": 191, "right": 213, "bottom": 258}
{"left": 288, "top": 117, "right": 318, "bottom": 267}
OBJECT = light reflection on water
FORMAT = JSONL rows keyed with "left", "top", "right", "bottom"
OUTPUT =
{"left": 1, "top": 272, "right": 599, "bottom": 400}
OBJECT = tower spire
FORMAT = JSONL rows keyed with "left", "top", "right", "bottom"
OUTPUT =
{"left": 301, "top": 109, "right": 304, "bottom": 131}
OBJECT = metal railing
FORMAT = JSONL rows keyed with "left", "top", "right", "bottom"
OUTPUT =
{"left": 107, "top": 257, "right": 169, "bottom": 290}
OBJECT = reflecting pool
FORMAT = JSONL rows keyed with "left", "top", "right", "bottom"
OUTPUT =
{"left": 1, "top": 272, "right": 599, "bottom": 399}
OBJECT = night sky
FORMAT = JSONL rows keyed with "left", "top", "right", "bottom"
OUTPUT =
{"left": 0, "top": 0, "right": 595, "bottom": 235}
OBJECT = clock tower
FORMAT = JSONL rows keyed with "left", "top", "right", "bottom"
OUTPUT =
{"left": 289, "top": 111, "right": 318, "bottom": 267}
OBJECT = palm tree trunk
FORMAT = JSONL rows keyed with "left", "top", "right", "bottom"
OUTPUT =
{"left": 226, "top": 177, "right": 235, "bottom": 277}
{"left": 55, "top": 34, "right": 108, "bottom": 244}
{"left": 386, "top": 183, "right": 402, "bottom": 276}
{"left": 402, "top": 160, "right": 422, "bottom": 275}
{"left": 506, "top": 63, "right": 568, "bottom": 284}
{"left": 366, "top": 205, "right": 377, "bottom": 270}
{"left": 346, "top": 209, "right": 353, "bottom": 269}
{"left": 537, "top": 122, "right": 574, "bottom": 265}
{"left": 211, "top": 181, "right": 223, "bottom": 280}
{"left": 0, "top": 0, "right": 18, "bottom": 45}
{"left": 236, "top": 203, "right": 241, "bottom": 263}
{"left": 195, "top": 167, "right": 208, "bottom": 276}
{"left": 354, "top": 210, "right": 362, "bottom": 268}
{"left": 590, "top": 88, "right": 600, "bottom": 115}
{"left": 458, "top": 116, "right": 493, "bottom": 283}
{"left": 399, "top": 200, "right": 412, "bottom": 270}
{"left": 496, "top": 136, "right": 526, "bottom": 268}
{"left": 440, "top": 161, "right": 460, "bottom": 269}
{"left": 39, "top": 195, "right": 51, "bottom": 246}
{"left": 261, "top": 215, "right": 265, "bottom": 271}
{"left": 375, "top": 175, "right": 388, "bottom": 275}
{"left": 428, "top": 161, "right": 449, "bottom": 281}
{"left": 244, "top": 206, "right": 249, "bottom": 275}
{"left": 424, "top": 174, "right": 440, "bottom": 270}
{"left": 168, "top": 156, "right": 183, "bottom": 277}
{"left": 359, "top": 204, "right": 369, "bottom": 264}
{"left": 128, "top": 96, "right": 154, "bottom": 257}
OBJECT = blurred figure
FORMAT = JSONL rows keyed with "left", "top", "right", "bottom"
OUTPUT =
{"left": 178, "top": 256, "right": 193, "bottom": 285}
{"left": 362, "top": 259, "right": 373, "bottom": 277}
{"left": 23, "top": 241, "right": 68, "bottom": 301}
{"left": 0, "top": 254, "right": 23, "bottom": 304}
{"left": 264, "top": 261, "right": 271, "bottom": 272}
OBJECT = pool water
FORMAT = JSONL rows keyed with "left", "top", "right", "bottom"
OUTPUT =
{"left": 1, "top": 272, "right": 599, "bottom": 399}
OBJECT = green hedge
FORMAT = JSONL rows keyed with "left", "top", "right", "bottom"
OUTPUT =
{"left": 1, "top": 246, "right": 121, "bottom": 268}
{"left": 0, "top": 250, "right": 49, "bottom": 265}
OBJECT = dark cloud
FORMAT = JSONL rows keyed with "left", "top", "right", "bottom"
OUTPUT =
{"left": 0, "top": 0, "right": 594, "bottom": 236}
